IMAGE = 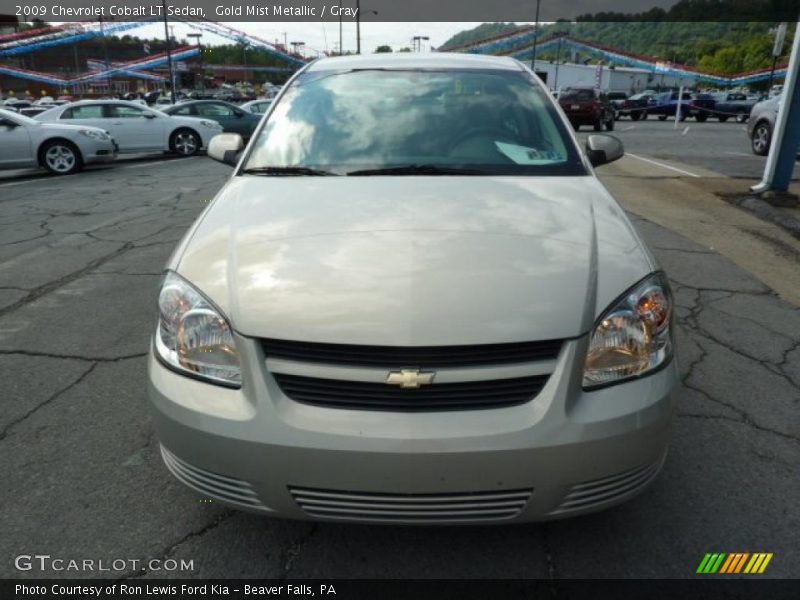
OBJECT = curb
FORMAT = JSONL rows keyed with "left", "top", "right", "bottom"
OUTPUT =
{"left": 721, "top": 194, "right": 800, "bottom": 240}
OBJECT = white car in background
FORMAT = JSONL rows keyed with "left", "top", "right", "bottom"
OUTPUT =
{"left": 240, "top": 99, "right": 273, "bottom": 115}
{"left": 35, "top": 100, "right": 222, "bottom": 156}
{"left": 0, "top": 108, "right": 117, "bottom": 175}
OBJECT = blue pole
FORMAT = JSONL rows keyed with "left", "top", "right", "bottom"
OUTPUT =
{"left": 753, "top": 18, "right": 800, "bottom": 194}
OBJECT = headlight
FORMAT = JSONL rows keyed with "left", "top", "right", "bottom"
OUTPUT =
{"left": 79, "top": 129, "right": 109, "bottom": 140}
{"left": 154, "top": 271, "right": 241, "bottom": 387}
{"left": 583, "top": 272, "right": 673, "bottom": 389}
{"left": 200, "top": 120, "right": 220, "bottom": 129}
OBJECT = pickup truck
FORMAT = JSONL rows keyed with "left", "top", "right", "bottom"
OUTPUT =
{"left": 649, "top": 91, "right": 715, "bottom": 122}
{"left": 712, "top": 92, "right": 759, "bottom": 123}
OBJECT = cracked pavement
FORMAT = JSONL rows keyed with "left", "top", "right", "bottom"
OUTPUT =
{"left": 1, "top": 155, "right": 798, "bottom": 580}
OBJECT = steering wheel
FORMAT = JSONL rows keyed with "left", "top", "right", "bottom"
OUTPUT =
{"left": 447, "top": 126, "right": 516, "bottom": 156}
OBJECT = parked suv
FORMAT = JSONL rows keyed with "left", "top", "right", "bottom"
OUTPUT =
{"left": 558, "top": 87, "right": 615, "bottom": 131}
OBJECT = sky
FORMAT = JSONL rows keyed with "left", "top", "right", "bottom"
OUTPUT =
{"left": 126, "top": 21, "right": 497, "bottom": 56}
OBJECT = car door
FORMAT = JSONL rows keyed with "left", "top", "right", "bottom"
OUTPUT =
{"left": 108, "top": 104, "right": 165, "bottom": 152}
{"left": 0, "top": 114, "right": 34, "bottom": 168}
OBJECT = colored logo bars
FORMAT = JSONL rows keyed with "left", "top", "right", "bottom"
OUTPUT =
{"left": 696, "top": 553, "right": 773, "bottom": 574}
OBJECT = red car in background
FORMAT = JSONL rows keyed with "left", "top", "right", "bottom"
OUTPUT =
{"left": 558, "top": 87, "right": 615, "bottom": 132}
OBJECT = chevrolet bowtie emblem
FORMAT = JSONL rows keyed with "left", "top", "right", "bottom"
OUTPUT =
{"left": 386, "top": 369, "right": 436, "bottom": 389}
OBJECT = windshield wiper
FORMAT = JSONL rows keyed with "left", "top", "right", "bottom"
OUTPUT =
{"left": 347, "top": 164, "right": 486, "bottom": 176}
{"left": 240, "top": 166, "right": 337, "bottom": 176}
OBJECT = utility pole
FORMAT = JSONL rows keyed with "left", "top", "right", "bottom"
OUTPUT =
{"left": 554, "top": 37, "right": 562, "bottom": 91}
{"left": 338, "top": 1, "right": 343, "bottom": 55}
{"left": 161, "top": 0, "right": 176, "bottom": 103}
{"left": 530, "top": 0, "right": 541, "bottom": 71}
{"left": 768, "top": 23, "right": 787, "bottom": 92}
{"left": 356, "top": 0, "right": 361, "bottom": 54}
{"left": 187, "top": 33, "right": 203, "bottom": 92}
{"left": 99, "top": 16, "right": 111, "bottom": 83}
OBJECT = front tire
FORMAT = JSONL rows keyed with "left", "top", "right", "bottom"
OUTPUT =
{"left": 40, "top": 140, "right": 82, "bottom": 175}
{"left": 605, "top": 115, "right": 615, "bottom": 131}
{"left": 631, "top": 111, "right": 641, "bottom": 122}
{"left": 718, "top": 115, "right": 729, "bottom": 123}
{"left": 735, "top": 110, "right": 747, "bottom": 124}
{"left": 752, "top": 121, "right": 772, "bottom": 156}
{"left": 658, "top": 115, "right": 667, "bottom": 121}
{"left": 170, "top": 129, "right": 201, "bottom": 156}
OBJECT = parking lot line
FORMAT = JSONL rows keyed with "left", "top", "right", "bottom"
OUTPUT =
{"left": 121, "top": 157, "right": 200, "bottom": 169}
{"left": 626, "top": 153, "right": 701, "bottom": 178}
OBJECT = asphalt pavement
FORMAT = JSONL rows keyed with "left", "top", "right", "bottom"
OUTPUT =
{"left": 0, "top": 139, "right": 798, "bottom": 580}
{"left": 580, "top": 115, "right": 800, "bottom": 181}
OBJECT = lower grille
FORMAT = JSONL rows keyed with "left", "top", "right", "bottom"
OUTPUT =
{"left": 548, "top": 457, "right": 666, "bottom": 516}
{"left": 289, "top": 486, "right": 533, "bottom": 523}
{"left": 274, "top": 373, "right": 549, "bottom": 411}
{"left": 160, "top": 445, "right": 268, "bottom": 511}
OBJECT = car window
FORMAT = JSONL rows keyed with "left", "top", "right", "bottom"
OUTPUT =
{"left": 62, "top": 105, "right": 105, "bottom": 119}
{"left": 246, "top": 68, "right": 586, "bottom": 176}
{"left": 111, "top": 105, "right": 148, "bottom": 118}
{"left": 197, "top": 103, "right": 235, "bottom": 117}
{"left": 171, "top": 105, "right": 195, "bottom": 116}
{"left": 252, "top": 102, "right": 271, "bottom": 114}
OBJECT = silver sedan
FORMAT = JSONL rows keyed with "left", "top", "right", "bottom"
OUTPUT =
{"left": 149, "top": 53, "right": 679, "bottom": 524}
{"left": 0, "top": 108, "right": 117, "bottom": 175}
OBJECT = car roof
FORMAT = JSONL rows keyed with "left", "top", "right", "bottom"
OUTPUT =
{"left": 305, "top": 52, "right": 522, "bottom": 72}
{"left": 59, "top": 99, "right": 149, "bottom": 108}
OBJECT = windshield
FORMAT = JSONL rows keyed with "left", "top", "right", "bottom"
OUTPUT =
{"left": 243, "top": 68, "right": 585, "bottom": 176}
{"left": 559, "top": 89, "right": 595, "bottom": 102}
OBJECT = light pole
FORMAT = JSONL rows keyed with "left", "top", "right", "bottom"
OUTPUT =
{"left": 356, "top": 4, "right": 378, "bottom": 54}
{"left": 530, "top": 0, "right": 541, "bottom": 71}
{"left": 291, "top": 41, "right": 306, "bottom": 59}
{"left": 413, "top": 36, "right": 430, "bottom": 52}
{"left": 161, "top": 0, "right": 176, "bottom": 103}
{"left": 339, "top": 1, "right": 343, "bottom": 55}
{"left": 187, "top": 33, "right": 203, "bottom": 92}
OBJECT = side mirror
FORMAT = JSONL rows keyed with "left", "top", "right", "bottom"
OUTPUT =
{"left": 586, "top": 134, "right": 624, "bottom": 167}
{"left": 0, "top": 119, "right": 17, "bottom": 128}
{"left": 208, "top": 133, "right": 244, "bottom": 166}
{"left": 143, "top": 113, "right": 157, "bottom": 119}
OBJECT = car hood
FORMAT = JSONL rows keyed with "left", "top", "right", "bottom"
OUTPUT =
{"left": 174, "top": 176, "right": 655, "bottom": 345}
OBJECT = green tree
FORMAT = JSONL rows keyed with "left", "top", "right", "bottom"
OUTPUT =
{"left": 375, "top": 45, "right": 393, "bottom": 53}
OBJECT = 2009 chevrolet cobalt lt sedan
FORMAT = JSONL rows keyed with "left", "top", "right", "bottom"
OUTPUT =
{"left": 149, "top": 53, "right": 678, "bottom": 524}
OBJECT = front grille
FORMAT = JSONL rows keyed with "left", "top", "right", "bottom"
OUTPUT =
{"left": 262, "top": 338, "right": 562, "bottom": 368}
{"left": 289, "top": 486, "right": 533, "bottom": 523}
{"left": 160, "top": 445, "right": 268, "bottom": 511}
{"left": 274, "top": 373, "right": 549, "bottom": 411}
{"left": 548, "top": 457, "right": 665, "bottom": 517}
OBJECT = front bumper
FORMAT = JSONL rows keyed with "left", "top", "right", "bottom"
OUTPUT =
{"left": 83, "top": 138, "right": 118, "bottom": 165}
{"left": 149, "top": 337, "right": 679, "bottom": 524}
